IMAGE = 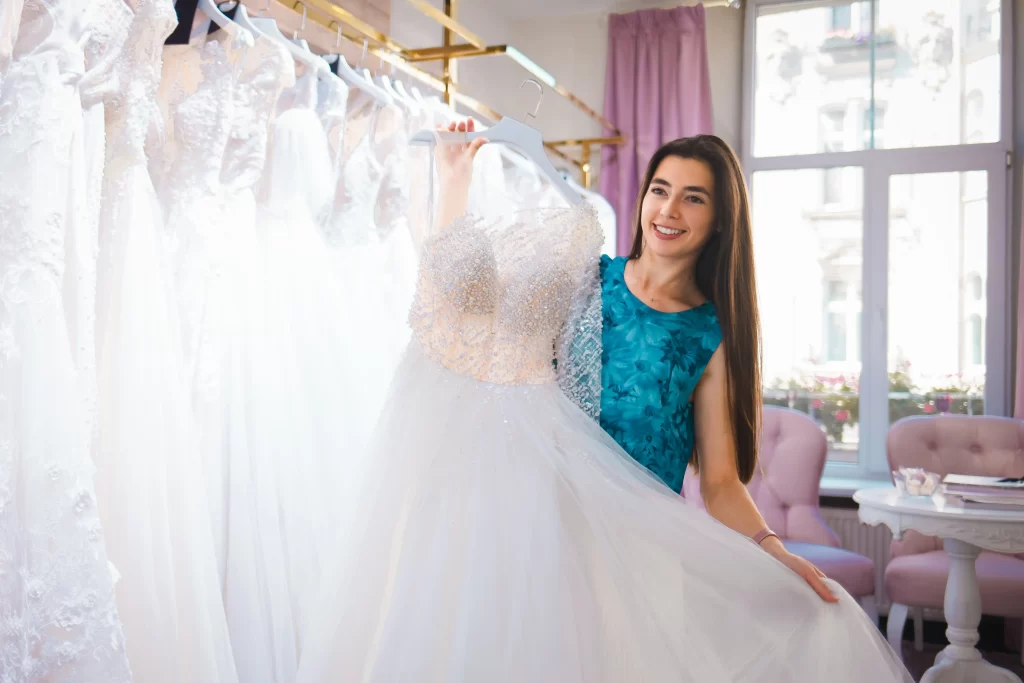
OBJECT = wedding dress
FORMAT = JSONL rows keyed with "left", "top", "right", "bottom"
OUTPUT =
{"left": 257, "top": 63, "right": 373, "bottom": 652}
{"left": 325, "top": 102, "right": 417, "bottom": 420}
{"left": 296, "top": 204, "right": 913, "bottom": 683}
{"left": 0, "top": 0, "right": 131, "bottom": 679}
{"left": 154, "top": 28, "right": 300, "bottom": 683}
{"left": 215, "top": 32, "right": 305, "bottom": 683}
{"left": 93, "top": 2, "right": 239, "bottom": 681}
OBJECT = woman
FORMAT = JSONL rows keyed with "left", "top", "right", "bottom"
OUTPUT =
{"left": 295, "top": 120, "right": 912, "bottom": 683}
{"left": 596, "top": 133, "right": 837, "bottom": 601}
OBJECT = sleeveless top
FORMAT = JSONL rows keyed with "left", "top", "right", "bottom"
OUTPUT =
{"left": 598, "top": 256, "right": 722, "bottom": 493}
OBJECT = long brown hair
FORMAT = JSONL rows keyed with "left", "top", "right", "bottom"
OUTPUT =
{"left": 628, "top": 135, "right": 762, "bottom": 483}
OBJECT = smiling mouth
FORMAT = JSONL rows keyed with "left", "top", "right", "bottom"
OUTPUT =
{"left": 653, "top": 224, "right": 685, "bottom": 236}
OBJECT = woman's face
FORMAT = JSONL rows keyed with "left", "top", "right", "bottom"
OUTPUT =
{"left": 638, "top": 156, "right": 716, "bottom": 260}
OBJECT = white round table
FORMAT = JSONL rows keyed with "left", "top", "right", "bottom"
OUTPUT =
{"left": 855, "top": 487, "right": 1024, "bottom": 683}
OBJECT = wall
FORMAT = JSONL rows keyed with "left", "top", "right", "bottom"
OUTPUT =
{"left": 389, "top": 1, "right": 745, "bottom": 182}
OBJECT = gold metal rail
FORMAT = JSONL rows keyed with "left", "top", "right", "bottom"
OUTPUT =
{"left": 258, "top": 0, "right": 624, "bottom": 187}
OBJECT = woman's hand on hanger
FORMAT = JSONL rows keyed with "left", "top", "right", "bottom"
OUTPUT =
{"left": 436, "top": 118, "right": 488, "bottom": 187}
{"left": 434, "top": 118, "right": 487, "bottom": 230}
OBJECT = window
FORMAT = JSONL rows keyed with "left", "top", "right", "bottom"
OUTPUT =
{"left": 829, "top": 5, "right": 851, "bottom": 31}
{"left": 968, "top": 273, "right": 983, "bottom": 301}
{"left": 969, "top": 315, "right": 983, "bottom": 366}
{"left": 862, "top": 104, "right": 885, "bottom": 149}
{"left": 824, "top": 280, "right": 860, "bottom": 363}
{"left": 823, "top": 167, "right": 844, "bottom": 205}
{"left": 747, "top": 0, "right": 1010, "bottom": 479}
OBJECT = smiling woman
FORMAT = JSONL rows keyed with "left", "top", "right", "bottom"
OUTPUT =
{"left": 595, "top": 135, "right": 845, "bottom": 600}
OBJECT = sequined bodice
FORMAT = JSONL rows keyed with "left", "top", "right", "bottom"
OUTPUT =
{"left": 410, "top": 206, "right": 601, "bottom": 385}
{"left": 221, "top": 35, "right": 292, "bottom": 195}
{"left": 106, "top": 0, "right": 176, "bottom": 169}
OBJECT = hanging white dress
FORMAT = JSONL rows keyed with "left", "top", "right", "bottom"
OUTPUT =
{"left": 215, "top": 33, "right": 303, "bottom": 683}
{"left": 296, "top": 205, "right": 914, "bottom": 683}
{"left": 0, "top": 0, "right": 131, "bottom": 679}
{"left": 93, "top": 2, "right": 239, "bottom": 682}
{"left": 154, "top": 28, "right": 299, "bottom": 683}
{"left": 325, "top": 102, "right": 415, "bottom": 421}
{"left": 257, "top": 64, "right": 370, "bottom": 653}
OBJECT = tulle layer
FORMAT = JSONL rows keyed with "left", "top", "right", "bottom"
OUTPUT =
{"left": 297, "top": 342, "right": 913, "bottom": 683}
{"left": 94, "top": 165, "right": 238, "bottom": 683}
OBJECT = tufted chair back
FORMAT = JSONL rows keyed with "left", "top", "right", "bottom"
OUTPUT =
{"left": 886, "top": 415, "right": 1024, "bottom": 559}
{"left": 683, "top": 406, "right": 841, "bottom": 547}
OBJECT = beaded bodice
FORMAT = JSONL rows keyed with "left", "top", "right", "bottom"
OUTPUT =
{"left": 410, "top": 206, "right": 602, "bottom": 386}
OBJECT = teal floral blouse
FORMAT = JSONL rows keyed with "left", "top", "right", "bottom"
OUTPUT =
{"left": 598, "top": 256, "right": 722, "bottom": 493}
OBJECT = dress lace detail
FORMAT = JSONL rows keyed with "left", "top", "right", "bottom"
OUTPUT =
{"left": 324, "top": 104, "right": 405, "bottom": 246}
{"left": 0, "top": 1, "right": 131, "bottom": 680}
{"left": 410, "top": 206, "right": 602, "bottom": 386}
{"left": 221, "top": 35, "right": 292, "bottom": 195}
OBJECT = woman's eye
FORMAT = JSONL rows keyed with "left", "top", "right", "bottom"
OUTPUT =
{"left": 686, "top": 195, "right": 705, "bottom": 204}
{"left": 651, "top": 187, "right": 667, "bottom": 196}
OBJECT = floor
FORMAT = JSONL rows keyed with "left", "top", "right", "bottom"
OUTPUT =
{"left": 887, "top": 616, "right": 1024, "bottom": 681}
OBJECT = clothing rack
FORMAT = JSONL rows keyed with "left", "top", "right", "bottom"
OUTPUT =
{"left": 240, "top": 0, "right": 625, "bottom": 189}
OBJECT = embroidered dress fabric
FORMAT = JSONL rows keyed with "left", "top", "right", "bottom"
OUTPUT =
{"left": 296, "top": 201, "right": 914, "bottom": 683}
{"left": 0, "top": 0, "right": 131, "bottom": 679}
{"left": 92, "top": 2, "right": 239, "bottom": 682}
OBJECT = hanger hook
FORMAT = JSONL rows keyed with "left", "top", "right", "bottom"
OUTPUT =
{"left": 520, "top": 79, "right": 544, "bottom": 122}
{"left": 359, "top": 38, "right": 369, "bottom": 69}
{"left": 258, "top": 0, "right": 270, "bottom": 16}
{"left": 335, "top": 23, "right": 342, "bottom": 49}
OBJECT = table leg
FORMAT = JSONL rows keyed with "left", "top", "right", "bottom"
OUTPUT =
{"left": 919, "top": 538, "right": 1022, "bottom": 683}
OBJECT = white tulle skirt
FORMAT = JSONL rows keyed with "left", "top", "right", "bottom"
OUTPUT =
{"left": 297, "top": 342, "right": 913, "bottom": 683}
{"left": 94, "top": 163, "right": 239, "bottom": 683}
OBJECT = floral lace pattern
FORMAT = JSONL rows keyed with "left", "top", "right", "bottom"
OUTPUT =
{"left": 0, "top": 1, "right": 131, "bottom": 680}
{"left": 410, "top": 205, "right": 602, "bottom": 387}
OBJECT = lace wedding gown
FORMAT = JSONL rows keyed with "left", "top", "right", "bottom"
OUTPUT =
{"left": 155, "top": 29, "right": 302, "bottom": 683}
{"left": 93, "top": 2, "right": 239, "bottom": 682}
{"left": 296, "top": 205, "right": 914, "bottom": 683}
{"left": 0, "top": 0, "right": 131, "bottom": 679}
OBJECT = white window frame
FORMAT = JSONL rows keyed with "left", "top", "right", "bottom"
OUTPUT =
{"left": 741, "top": 0, "right": 1015, "bottom": 482}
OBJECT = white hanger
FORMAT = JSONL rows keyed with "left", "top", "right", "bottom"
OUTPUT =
{"left": 410, "top": 80, "right": 584, "bottom": 207}
{"left": 323, "top": 32, "right": 392, "bottom": 105}
{"left": 235, "top": 2, "right": 328, "bottom": 74}
{"left": 196, "top": 0, "right": 254, "bottom": 47}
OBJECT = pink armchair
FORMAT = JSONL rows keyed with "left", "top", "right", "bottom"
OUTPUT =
{"left": 682, "top": 406, "right": 878, "bottom": 621}
{"left": 884, "top": 415, "right": 1024, "bottom": 664}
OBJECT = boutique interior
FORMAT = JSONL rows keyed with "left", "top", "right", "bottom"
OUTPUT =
{"left": 1, "top": 0, "right": 1023, "bottom": 681}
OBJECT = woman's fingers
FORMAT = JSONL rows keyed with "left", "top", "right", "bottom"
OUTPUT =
{"left": 803, "top": 568, "right": 838, "bottom": 603}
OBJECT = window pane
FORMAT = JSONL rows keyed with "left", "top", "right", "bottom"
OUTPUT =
{"left": 753, "top": 2, "right": 872, "bottom": 157}
{"left": 825, "top": 313, "right": 848, "bottom": 362}
{"left": 888, "top": 171, "right": 987, "bottom": 421}
{"left": 878, "top": 0, "right": 1001, "bottom": 147}
{"left": 754, "top": 168, "right": 864, "bottom": 463}
{"left": 753, "top": 0, "right": 1002, "bottom": 156}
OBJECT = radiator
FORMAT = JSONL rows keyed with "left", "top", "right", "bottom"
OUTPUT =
{"left": 821, "top": 507, "right": 894, "bottom": 612}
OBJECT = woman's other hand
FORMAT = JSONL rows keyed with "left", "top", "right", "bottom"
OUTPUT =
{"left": 759, "top": 536, "right": 839, "bottom": 603}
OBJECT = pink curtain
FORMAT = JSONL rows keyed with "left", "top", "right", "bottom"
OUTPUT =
{"left": 599, "top": 5, "right": 714, "bottom": 256}
{"left": 1016, "top": 192, "right": 1024, "bottom": 418}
